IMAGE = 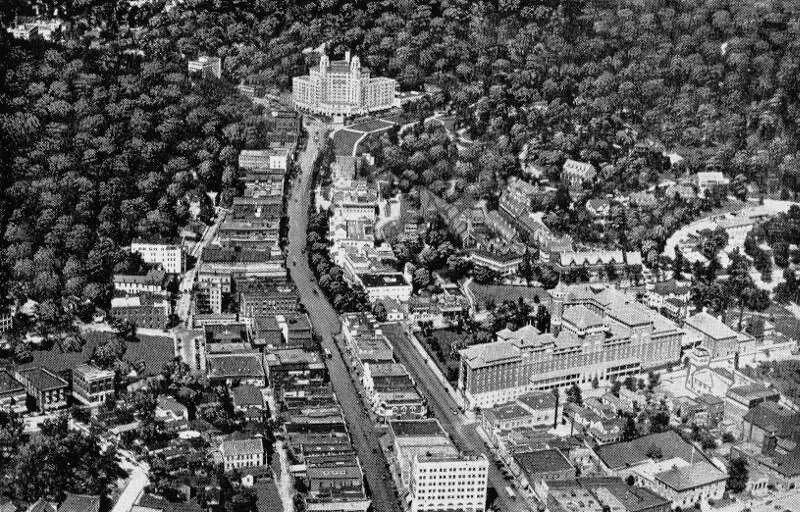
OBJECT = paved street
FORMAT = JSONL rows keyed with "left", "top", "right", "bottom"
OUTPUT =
{"left": 382, "top": 323, "right": 534, "bottom": 512}
{"left": 287, "top": 122, "right": 401, "bottom": 512}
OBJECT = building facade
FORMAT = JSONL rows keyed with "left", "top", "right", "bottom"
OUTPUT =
{"left": 130, "top": 240, "right": 185, "bottom": 274}
{"left": 459, "top": 284, "right": 683, "bottom": 408}
{"left": 72, "top": 364, "right": 115, "bottom": 406}
{"left": 293, "top": 52, "right": 396, "bottom": 116}
{"left": 15, "top": 367, "right": 68, "bottom": 412}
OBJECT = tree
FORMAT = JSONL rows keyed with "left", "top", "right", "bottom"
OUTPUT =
{"left": 726, "top": 457, "right": 749, "bottom": 493}
{"left": 622, "top": 414, "right": 638, "bottom": 441}
{"left": 473, "top": 265, "right": 499, "bottom": 284}
{"left": 372, "top": 302, "right": 388, "bottom": 322}
{"left": 565, "top": 383, "right": 583, "bottom": 406}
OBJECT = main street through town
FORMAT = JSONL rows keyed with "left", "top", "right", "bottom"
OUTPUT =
{"left": 382, "top": 323, "right": 534, "bottom": 512}
{"left": 287, "top": 122, "right": 402, "bottom": 512}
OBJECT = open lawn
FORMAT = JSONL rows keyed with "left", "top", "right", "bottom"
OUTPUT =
{"left": 332, "top": 129, "right": 362, "bottom": 156}
{"left": 415, "top": 328, "right": 467, "bottom": 385}
{"left": 467, "top": 282, "right": 552, "bottom": 310}
{"left": 20, "top": 331, "right": 174, "bottom": 376}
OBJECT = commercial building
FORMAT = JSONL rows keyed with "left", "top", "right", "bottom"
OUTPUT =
{"left": 513, "top": 449, "right": 576, "bottom": 491}
{"left": 340, "top": 313, "right": 394, "bottom": 367}
{"left": 538, "top": 478, "right": 671, "bottom": 512}
{"left": 199, "top": 246, "right": 286, "bottom": 279}
{"left": 206, "top": 353, "right": 266, "bottom": 387}
{"left": 72, "top": 364, "right": 115, "bottom": 406}
{"left": 14, "top": 367, "right": 68, "bottom": 412}
{"left": 110, "top": 295, "right": 170, "bottom": 330}
{"left": 550, "top": 250, "right": 643, "bottom": 276}
{"left": 0, "top": 370, "right": 26, "bottom": 414}
{"left": 458, "top": 284, "right": 683, "bottom": 408}
{"left": 362, "top": 363, "right": 426, "bottom": 420}
{"left": 742, "top": 402, "right": 800, "bottom": 446}
{"left": 187, "top": 56, "right": 221, "bottom": 78}
{"left": 219, "top": 437, "right": 265, "bottom": 471}
{"left": 238, "top": 149, "right": 290, "bottom": 172}
{"left": 480, "top": 391, "right": 557, "bottom": 445}
{"left": 631, "top": 459, "right": 726, "bottom": 510}
{"left": 265, "top": 348, "right": 327, "bottom": 392}
{"left": 389, "top": 419, "right": 489, "bottom": 512}
{"left": 130, "top": 240, "right": 185, "bottom": 274}
{"left": 292, "top": 51, "right": 397, "bottom": 116}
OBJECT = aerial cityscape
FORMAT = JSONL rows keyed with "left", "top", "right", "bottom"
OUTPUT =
{"left": 1, "top": 2, "right": 800, "bottom": 512}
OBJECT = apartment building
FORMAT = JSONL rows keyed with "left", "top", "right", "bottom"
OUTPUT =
{"left": 113, "top": 268, "right": 168, "bottom": 295}
{"left": 238, "top": 149, "right": 290, "bottom": 172}
{"left": 292, "top": 51, "right": 396, "bottom": 116}
{"left": 458, "top": 283, "right": 683, "bottom": 409}
{"left": 130, "top": 239, "right": 185, "bottom": 273}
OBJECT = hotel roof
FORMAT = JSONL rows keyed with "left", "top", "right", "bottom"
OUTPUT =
{"left": 685, "top": 311, "right": 737, "bottom": 340}
{"left": 459, "top": 339, "right": 521, "bottom": 369}
{"left": 655, "top": 461, "right": 727, "bottom": 491}
{"left": 562, "top": 305, "right": 604, "bottom": 330}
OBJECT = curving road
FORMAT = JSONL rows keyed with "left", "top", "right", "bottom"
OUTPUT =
{"left": 287, "top": 121, "right": 401, "bottom": 512}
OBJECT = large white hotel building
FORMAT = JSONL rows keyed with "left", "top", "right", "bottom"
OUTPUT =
{"left": 292, "top": 51, "right": 397, "bottom": 116}
{"left": 458, "top": 283, "right": 684, "bottom": 409}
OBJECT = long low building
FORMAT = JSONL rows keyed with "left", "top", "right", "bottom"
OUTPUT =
{"left": 459, "top": 283, "right": 683, "bottom": 408}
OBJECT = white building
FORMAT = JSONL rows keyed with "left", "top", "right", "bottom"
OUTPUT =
{"left": 130, "top": 240, "right": 185, "bottom": 274}
{"left": 391, "top": 420, "right": 489, "bottom": 512}
{"left": 410, "top": 453, "right": 489, "bottom": 512}
{"left": 72, "top": 364, "right": 115, "bottom": 407}
{"left": 238, "top": 149, "right": 290, "bottom": 172}
{"left": 631, "top": 458, "right": 727, "bottom": 510}
{"left": 187, "top": 56, "right": 222, "bottom": 78}
{"left": 292, "top": 51, "right": 397, "bottom": 116}
{"left": 695, "top": 171, "right": 730, "bottom": 197}
{"left": 219, "top": 437, "right": 265, "bottom": 471}
{"left": 356, "top": 273, "right": 412, "bottom": 303}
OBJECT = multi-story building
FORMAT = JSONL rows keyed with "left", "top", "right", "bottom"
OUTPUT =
{"left": 238, "top": 278, "right": 300, "bottom": 317}
{"left": 187, "top": 56, "right": 222, "bottom": 78}
{"left": 561, "top": 159, "right": 597, "bottom": 188}
{"left": 199, "top": 246, "right": 286, "bottom": 279}
{"left": 549, "top": 250, "right": 643, "bottom": 276}
{"left": 683, "top": 311, "right": 746, "bottom": 359}
{"left": 499, "top": 178, "right": 538, "bottom": 219}
{"left": 219, "top": 437, "right": 265, "bottom": 471}
{"left": 631, "top": 459, "right": 727, "bottom": 510}
{"left": 292, "top": 51, "right": 397, "bottom": 116}
{"left": 480, "top": 391, "right": 557, "bottom": 445}
{"left": 110, "top": 295, "right": 170, "bottom": 329}
{"left": 355, "top": 273, "right": 412, "bottom": 303}
{"left": 14, "top": 367, "right": 68, "bottom": 412}
{"left": 390, "top": 419, "right": 489, "bottom": 512}
{"left": 538, "top": 478, "right": 671, "bottom": 512}
{"left": 468, "top": 249, "right": 523, "bottom": 276}
{"left": 238, "top": 149, "right": 290, "bottom": 172}
{"left": 72, "top": 364, "right": 115, "bottom": 406}
{"left": 340, "top": 313, "right": 394, "bottom": 368}
{"left": 206, "top": 353, "right": 266, "bottom": 387}
{"left": 0, "top": 370, "right": 26, "bottom": 414}
{"left": 130, "top": 240, "right": 185, "bottom": 274}
{"left": 265, "top": 348, "right": 327, "bottom": 392}
{"left": 113, "top": 268, "right": 168, "bottom": 295}
{"left": 458, "top": 284, "right": 683, "bottom": 409}
{"left": 362, "top": 363, "right": 426, "bottom": 420}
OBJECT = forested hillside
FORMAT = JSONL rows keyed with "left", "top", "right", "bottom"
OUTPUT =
{"left": 3, "top": 0, "right": 800, "bottom": 321}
